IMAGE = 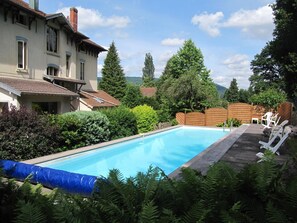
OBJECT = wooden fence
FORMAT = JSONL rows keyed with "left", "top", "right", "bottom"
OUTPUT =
{"left": 176, "top": 102, "right": 293, "bottom": 126}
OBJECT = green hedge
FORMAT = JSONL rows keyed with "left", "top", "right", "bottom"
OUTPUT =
{"left": 54, "top": 111, "right": 110, "bottom": 150}
{"left": 132, "top": 105, "right": 158, "bottom": 133}
{"left": 101, "top": 106, "right": 137, "bottom": 140}
{"left": 0, "top": 107, "right": 61, "bottom": 161}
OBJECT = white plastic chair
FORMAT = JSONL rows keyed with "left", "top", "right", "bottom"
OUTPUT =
{"left": 256, "top": 126, "right": 292, "bottom": 162}
{"left": 268, "top": 120, "right": 288, "bottom": 141}
{"left": 261, "top": 112, "right": 273, "bottom": 129}
{"left": 270, "top": 113, "right": 280, "bottom": 127}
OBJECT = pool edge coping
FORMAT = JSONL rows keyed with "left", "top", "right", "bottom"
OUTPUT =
{"left": 168, "top": 124, "right": 250, "bottom": 178}
{"left": 23, "top": 125, "right": 181, "bottom": 164}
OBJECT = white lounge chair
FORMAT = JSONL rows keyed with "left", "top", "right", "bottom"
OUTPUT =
{"left": 270, "top": 113, "right": 281, "bottom": 127}
{"left": 256, "top": 126, "right": 292, "bottom": 162}
{"left": 261, "top": 112, "right": 273, "bottom": 129}
{"left": 268, "top": 120, "right": 288, "bottom": 141}
{"left": 259, "top": 126, "right": 284, "bottom": 150}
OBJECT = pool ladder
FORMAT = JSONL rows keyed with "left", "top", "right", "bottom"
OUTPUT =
{"left": 223, "top": 120, "right": 233, "bottom": 132}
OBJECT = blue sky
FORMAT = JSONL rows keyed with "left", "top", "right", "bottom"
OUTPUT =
{"left": 39, "top": 0, "right": 275, "bottom": 89}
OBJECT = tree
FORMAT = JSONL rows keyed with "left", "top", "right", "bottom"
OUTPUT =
{"left": 250, "top": 88, "right": 286, "bottom": 110}
{"left": 250, "top": 0, "right": 297, "bottom": 102}
{"left": 270, "top": 0, "right": 297, "bottom": 100}
{"left": 157, "top": 39, "right": 220, "bottom": 113}
{"left": 161, "top": 39, "right": 209, "bottom": 79}
{"left": 142, "top": 53, "right": 155, "bottom": 87}
{"left": 122, "top": 84, "right": 142, "bottom": 108}
{"left": 99, "top": 41, "right": 127, "bottom": 100}
{"left": 224, "top": 78, "right": 239, "bottom": 103}
{"left": 249, "top": 43, "right": 283, "bottom": 94}
{"left": 238, "top": 89, "right": 250, "bottom": 103}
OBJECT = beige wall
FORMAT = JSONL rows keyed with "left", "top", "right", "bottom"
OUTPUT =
{"left": 0, "top": 10, "right": 97, "bottom": 83}
{"left": 78, "top": 52, "right": 98, "bottom": 91}
{"left": 0, "top": 89, "right": 19, "bottom": 108}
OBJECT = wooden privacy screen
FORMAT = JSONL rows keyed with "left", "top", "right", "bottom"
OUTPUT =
{"left": 185, "top": 112, "right": 205, "bottom": 126}
{"left": 175, "top": 102, "right": 292, "bottom": 126}
{"left": 205, "top": 108, "right": 227, "bottom": 126}
{"left": 278, "top": 102, "right": 293, "bottom": 123}
{"left": 227, "top": 103, "right": 253, "bottom": 124}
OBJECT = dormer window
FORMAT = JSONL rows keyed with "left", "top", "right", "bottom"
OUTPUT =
{"left": 47, "top": 26, "right": 58, "bottom": 53}
{"left": 16, "top": 13, "right": 28, "bottom": 26}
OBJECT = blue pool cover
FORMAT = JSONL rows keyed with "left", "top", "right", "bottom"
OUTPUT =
{"left": 0, "top": 160, "right": 98, "bottom": 195}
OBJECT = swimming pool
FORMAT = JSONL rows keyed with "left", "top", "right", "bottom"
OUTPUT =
{"left": 39, "top": 126, "right": 229, "bottom": 178}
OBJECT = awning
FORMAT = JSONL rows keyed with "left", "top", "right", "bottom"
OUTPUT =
{"left": 0, "top": 77, "right": 78, "bottom": 97}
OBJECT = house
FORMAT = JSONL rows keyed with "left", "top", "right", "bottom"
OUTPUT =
{"left": 0, "top": 0, "right": 115, "bottom": 114}
{"left": 140, "top": 87, "right": 157, "bottom": 98}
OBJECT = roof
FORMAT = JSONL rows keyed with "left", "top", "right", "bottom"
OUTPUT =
{"left": 79, "top": 90, "right": 120, "bottom": 109}
{"left": 140, "top": 87, "right": 157, "bottom": 97}
{"left": 0, "top": 77, "right": 78, "bottom": 97}
{"left": 6, "top": 0, "right": 46, "bottom": 17}
{"left": 43, "top": 75, "right": 86, "bottom": 85}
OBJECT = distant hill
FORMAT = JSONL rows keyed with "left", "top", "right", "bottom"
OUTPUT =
{"left": 98, "top": 76, "right": 227, "bottom": 96}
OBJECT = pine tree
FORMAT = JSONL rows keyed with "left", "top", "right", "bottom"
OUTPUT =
{"left": 142, "top": 53, "right": 155, "bottom": 87}
{"left": 99, "top": 42, "right": 127, "bottom": 100}
{"left": 224, "top": 78, "right": 239, "bottom": 102}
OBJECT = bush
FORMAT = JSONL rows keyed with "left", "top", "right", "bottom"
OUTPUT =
{"left": 250, "top": 88, "right": 286, "bottom": 110}
{"left": 0, "top": 106, "right": 61, "bottom": 161}
{"left": 101, "top": 106, "right": 138, "bottom": 140}
{"left": 132, "top": 105, "right": 159, "bottom": 133}
{"left": 3, "top": 159, "right": 297, "bottom": 222}
{"left": 217, "top": 118, "right": 242, "bottom": 127}
{"left": 55, "top": 111, "right": 110, "bottom": 150}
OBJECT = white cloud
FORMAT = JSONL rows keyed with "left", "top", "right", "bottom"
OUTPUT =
{"left": 219, "top": 54, "right": 252, "bottom": 89}
{"left": 57, "top": 6, "right": 130, "bottom": 30}
{"left": 161, "top": 38, "right": 185, "bottom": 46}
{"left": 191, "top": 5, "right": 273, "bottom": 39}
{"left": 223, "top": 5, "right": 274, "bottom": 38}
{"left": 191, "top": 12, "right": 224, "bottom": 37}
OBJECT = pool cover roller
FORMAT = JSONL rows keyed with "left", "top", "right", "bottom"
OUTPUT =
{"left": 1, "top": 160, "right": 98, "bottom": 195}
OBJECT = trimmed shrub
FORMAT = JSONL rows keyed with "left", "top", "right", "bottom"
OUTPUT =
{"left": 0, "top": 106, "right": 61, "bottom": 161}
{"left": 132, "top": 105, "right": 158, "bottom": 133}
{"left": 217, "top": 118, "right": 242, "bottom": 127}
{"left": 55, "top": 111, "right": 110, "bottom": 150}
{"left": 101, "top": 106, "right": 138, "bottom": 140}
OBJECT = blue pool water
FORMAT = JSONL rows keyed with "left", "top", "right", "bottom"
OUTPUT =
{"left": 39, "top": 126, "right": 229, "bottom": 178}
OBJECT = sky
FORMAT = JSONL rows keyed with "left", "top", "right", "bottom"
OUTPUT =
{"left": 39, "top": 0, "right": 275, "bottom": 89}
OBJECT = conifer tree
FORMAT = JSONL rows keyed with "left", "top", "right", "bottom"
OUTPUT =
{"left": 224, "top": 78, "right": 239, "bottom": 102}
{"left": 99, "top": 41, "right": 126, "bottom": 100}
{"left": 142, "top": 53, "right": 155, "bottom": 87}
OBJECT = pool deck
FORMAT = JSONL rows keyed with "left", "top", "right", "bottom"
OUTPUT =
{"left": 169, "top": 124, "right": 291, "bottom": 178}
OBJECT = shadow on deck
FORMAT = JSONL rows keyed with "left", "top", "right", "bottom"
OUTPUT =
{"left": 220, "top": 124, "right": 290, "bottom": 171}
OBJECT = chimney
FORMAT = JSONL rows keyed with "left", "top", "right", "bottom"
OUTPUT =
{"left": 29, "top": 0, "right": 39, "bottom": 10}
{"left": 70, "top": 7, "right": 78, "bottom": 32}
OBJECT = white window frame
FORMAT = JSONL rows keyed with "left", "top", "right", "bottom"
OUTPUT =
{"left": 16, "top": 37, "right": 27, "bottom": 70}
{"left": 80, "top": 60, "right": 85, "bottom": 80}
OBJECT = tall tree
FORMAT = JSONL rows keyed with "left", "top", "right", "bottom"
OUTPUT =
{"left": 157, "top": 39, "right": 219, "bottom": 113}
{"left": 271, "top": 0, "right": 297, "bottom": 100}
{"left": 249, "top": 44, "right": 283, "bottom": 94}
{"left": 224, "top": 78, "right": 239, "bottom": 103}
{"left": 250, "top": 0, "right": 297, "bottom": 102}
{"left": 142, "top": 53, "right": 155, "bottom": 87}
{"left": 99, "top": 42, "right": 127, "bottom": 100}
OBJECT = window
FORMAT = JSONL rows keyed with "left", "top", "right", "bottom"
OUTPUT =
{"left": 47, "top": 66, "right": 59, "bottom": 76}
{"left": 16, "top": 13, "right": 28, "bottom": 26}
{"left": 17, "top": 40, "right": 27, "bottom": 69}
{"left": 80, "top": 61, "right": 85, "bottom": 80}
{"left": 32, "top": 102, "right": 58, "bottom": 114}
{"left": 66, "top": 54, "right": 70, "bottom": 77}
{"left": 47, "top": 26, "right": 58, "bottom": 53}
